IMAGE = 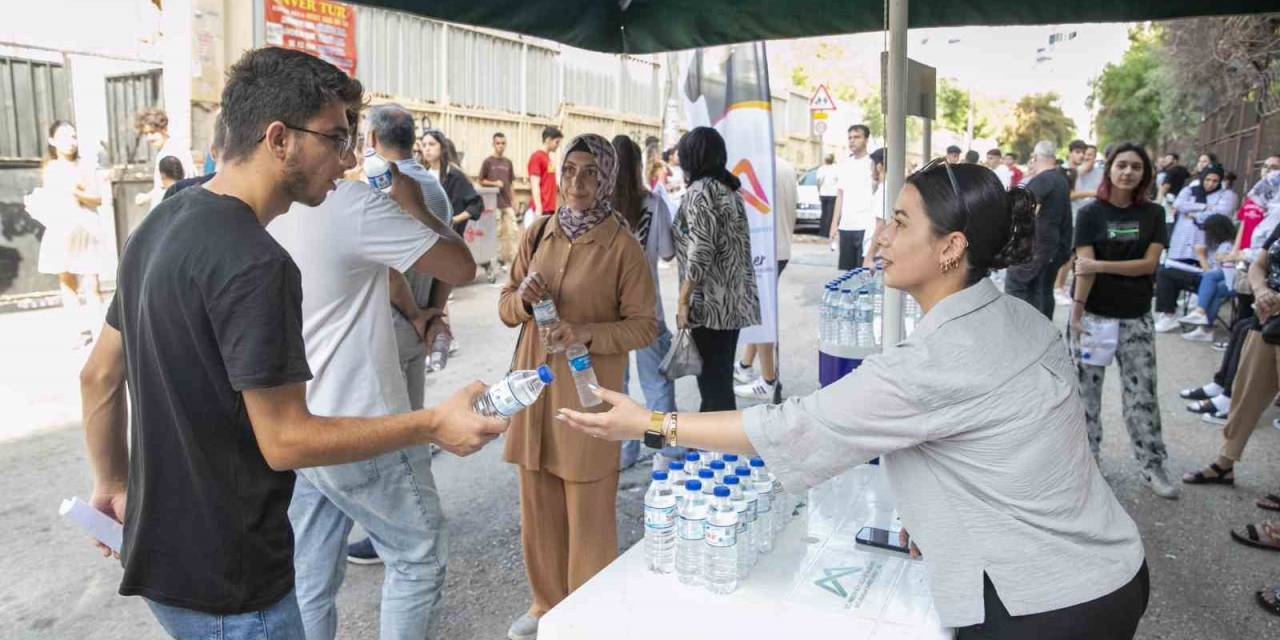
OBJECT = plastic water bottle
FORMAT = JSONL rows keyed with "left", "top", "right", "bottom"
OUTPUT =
{"left": 644, "top": 471, "right": 677, "bottom": 574}
{"left": 734, "top": 466, "right": 760, "bottom": 562}
{"left": 532, "top": 293, "right": 561, "bottom": 354}
{"left": 565, "top": 343, "right": 602, "bottom": 408}
{"left": 667, "top": 461, "right": 687, "bottom": 491}
{"left": 428, "top": 333, "right": 450, "bottom": 372}
{"left": 856, "top": 289, "right": 874, "bottom": 348}
{"left": 684, "top": 451, "right": 703, "bottom": 477}
{"left": 362, "top": 149, "right": 392, "bottom": 191}
{"left": 676, "top": 479, "right": 708, "bottom": 586}
{"left": 697, "top": 469, "right": 716, "bottom": 497}
{"left": 723, "top": 475, "right": 754, "bottom": 578}
{"left": 709, "top": 459, "right": 727, "bottom": 484}
{"left": 749, "top": 458, "right": 775, "bottom": 553}
{"left": 722, "top": 453, "right": 739, "bottom": 468}
{"left": 473, "top": 365, "right": 555, "bottom": 418}
{"left": 837, "top": 288, "right": 856, "bottom": 346}
{"left": 820, "top": 284, "right": 838, "bottom": 343}
{"left": 704, "top": 486, "right": 739, "bottom": 594}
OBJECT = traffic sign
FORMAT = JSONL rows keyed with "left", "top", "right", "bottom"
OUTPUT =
{"left": 813, "top": 120, "right": 828, "bottom": 136}
{"left": 809, "top": 84, "right": 837, "bottom": 111}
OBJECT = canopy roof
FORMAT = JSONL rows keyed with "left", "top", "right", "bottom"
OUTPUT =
{"left": 352, "top": 1, "right": 1280, "bottom": 53}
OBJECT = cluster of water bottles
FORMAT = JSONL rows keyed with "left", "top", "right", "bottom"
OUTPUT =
{"left": 643, "top": 452, "right": 796, "bottom": 595}
{"left": 818, "top": 267, "right": 923, "bottom": 347}
{"left": 471, "top": 288, "right": 601, "bottom": 417}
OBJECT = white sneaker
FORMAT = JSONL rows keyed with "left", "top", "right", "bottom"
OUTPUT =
{"left": 1144, "top": 467, "right": 1180, "bottom": 499}
{"left": 734, "top": 377, "right": 776, "bottom": 401}
{"left": 1177, "top": 309, "right": 1209, "bottom": 326}
{"left": 1202, "top": 410, "right": 1228, "bottom": 426}
{"left": 733, "top": 362, "right": 755, "bottom": 384}
{"left": 1153, "top": 315, "right": 1181, "bottom": 333}
{"left": 1054, "top": 288, "right": 1072, "bottom": 306}
{"left": 1181, "top": 327, "right": 1214, "bottom": 342}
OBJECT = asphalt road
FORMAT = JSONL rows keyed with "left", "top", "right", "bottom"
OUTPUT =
{"left": 1, "top": 237, "right": 1277, "bottom": 639}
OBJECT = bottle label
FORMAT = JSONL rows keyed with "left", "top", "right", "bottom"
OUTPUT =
{"left": 755, "top": 491, "right": 772, "bottom": 513}
{"left": 677, "top": 516, "right": 705, "bottom": 540}
{"left": 644, "top": 504, "right": 676, "bottom": 530}
{"left": 569, "top": 352, "right": 593, "bottom": 373}
{"left": 705, "top": 523, "right": 737, "bottom": 547}
{"left": 488, "top": 377, "right": 526, "bottom": 417}
{"left": 533, "top": 300, "right": 559, "bottom": 325}
{"left": 368, "top": 172, "right": 392, "bottom": 191}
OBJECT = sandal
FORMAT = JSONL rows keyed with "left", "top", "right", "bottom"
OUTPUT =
{"left": 1180, "top": 386, "right": 1216, "bottom": 401}
{"left": 1182, "top": 462, "right": 1235, "bottom": 486}
{"left": 1185, "top": 399, "right": 1216, "bottom": 414}
{"left": 1257, "top": 494, "right": 1280, "bottom": 513}
{"left": 1258, "top": 585, "right": 1280, "bottom": 618}
{"left": 1230, "top": 522, "right": 1280, "bottom": 552}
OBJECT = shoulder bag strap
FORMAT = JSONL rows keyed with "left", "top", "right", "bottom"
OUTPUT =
{"left": 509, "top": 215, "right": 553, "bottom": 372}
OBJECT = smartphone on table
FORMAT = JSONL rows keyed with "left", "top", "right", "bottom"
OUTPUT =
{"left": 855, "top": 526, "right": 912, "bottom": 556}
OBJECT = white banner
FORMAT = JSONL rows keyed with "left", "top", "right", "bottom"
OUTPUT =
{"left": 680, "top": 43, "right": 778, "bottom": 345}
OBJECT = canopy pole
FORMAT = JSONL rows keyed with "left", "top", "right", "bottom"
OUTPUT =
{"left": 881, "top": 0, "right": 908, "bottom": 347}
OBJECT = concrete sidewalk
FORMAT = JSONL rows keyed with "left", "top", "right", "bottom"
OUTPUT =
{"left": 1, "top": 240, "right": 1277, "bottom": 638}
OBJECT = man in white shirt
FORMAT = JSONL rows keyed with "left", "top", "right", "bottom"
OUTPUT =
{"left": 816, "top": 153, "right": 839, "bottom": 237}
{"left": 986, "top": 148, "right": 1012, "bottom": 189}
{"left": 134, "top": 107, "right": 196, "bottom": 209}
{"left": 735, "top": 155, "right": 798, "bottom": 401}
{"left": 831, "top": 124, "right": 875, "bottom": 271}
{"left": 268, "top": 128, "right": 476, "bottom": 640}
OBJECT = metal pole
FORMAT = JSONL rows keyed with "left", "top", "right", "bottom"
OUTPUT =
{"left": 881, "top": 0, "right": 908, "bottom": 347}
{"left": 922, "top": 117, "right": 932, "bottom": 164}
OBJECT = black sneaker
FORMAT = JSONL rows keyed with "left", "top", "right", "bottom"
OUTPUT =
{"left": 347, "top": 537, "right": 382, "bottom": 565}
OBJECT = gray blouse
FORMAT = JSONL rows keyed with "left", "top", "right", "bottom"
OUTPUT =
{"left": 743, "top": 279, "right": 1145, "bottom": 627}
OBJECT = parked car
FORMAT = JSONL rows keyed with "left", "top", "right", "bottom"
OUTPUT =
{"left": 796, "top": 167, "right": 822, "bottom": 232}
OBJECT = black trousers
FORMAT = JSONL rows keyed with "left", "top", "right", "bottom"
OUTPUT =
{"left": 1215, "top": 317, "right": 1258, "bottom": 398}
{"left": 838, "top": 230, "right": 865, "bottom": 271}
{"left": 819, "top": 195, "right": 837, "bottom": 237}
{"left": 690, "top": 326, "right": 740, "bottom": 412}
{"left": 1005, "top": 262, "right": 1056, "bottom": 319}
{"left": 956, "top": 562, "right": 1149, "bottom": 640}
{"left": 1155, "top": 261, "right": 1201, "bottom": 314}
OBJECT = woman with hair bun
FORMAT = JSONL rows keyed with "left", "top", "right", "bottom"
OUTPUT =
{"left": 1072, "top": 143, "right": 1178, "bottom": 501}
{"left": 559, "top": 160, "right": 1150, "bottom": 639}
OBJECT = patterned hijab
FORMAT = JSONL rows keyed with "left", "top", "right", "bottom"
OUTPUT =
{"left": 557, "top": 134, "right": 621, "bottom": 240}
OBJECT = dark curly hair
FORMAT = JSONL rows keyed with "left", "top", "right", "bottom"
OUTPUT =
{"left": 906, "top": 162, "right": 1038, "bottom": 286}
{"left": 218, "top": 47, "right": 364, "bottom": 164}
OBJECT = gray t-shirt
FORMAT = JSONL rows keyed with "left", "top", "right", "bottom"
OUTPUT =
{"left": 1072, "top": 163, "right": 1105, "bottom": 214}
{"left": 743, "top": 279, "right": 1145, "bottom": 627}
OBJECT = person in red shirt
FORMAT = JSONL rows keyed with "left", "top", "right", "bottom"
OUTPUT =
{"left": 1005, "top": 152, "right": 1025, "bottom": 187}
{"left": 528, "top": 126, "right": 564, "bottom": 216}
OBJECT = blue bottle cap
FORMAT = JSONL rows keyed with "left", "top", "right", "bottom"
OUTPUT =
{"left": 668, "top": 461, "right": 685, "bottom": 471}
{"left": 724, "top": 475, "right": 740, "bottom": 485}
{"left": 698, "top": 469, "right": 715, "bottom": 479}
{"left": 750, "top": 457, "right": 765, "bottom": 467}
{"left": 735, "top": 466, "right": 752, "bottom": 476}
{"left": 722, "top": 454, "right": 739, "bottom": 462}
{"left": 685, "top": 452, "right": 701, "bottom": 461}
{"left": 714, "top": 486, "right": 731, "bottom": 498}
{"left": 709, "top": 460, "right": 726, "bottom": 470}
{"left": 536, "top": 365, "right": 555, "bottom": 384}
{"left": 685, "top": 479, "right": 702, "bottom": 492}
{"left": 651, "top": 470, "right": 668, "bottom": 481}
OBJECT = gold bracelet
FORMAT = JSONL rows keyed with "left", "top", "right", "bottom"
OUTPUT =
{"left": 667, "top": 412, "right": 679, "bottom": 448}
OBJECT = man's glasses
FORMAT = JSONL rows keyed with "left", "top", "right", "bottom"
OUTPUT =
{"left": 257, "top": 124, "right": 353, "bottom": 155}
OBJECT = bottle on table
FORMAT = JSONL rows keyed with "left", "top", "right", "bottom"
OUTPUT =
{"left": 734, "top": 466, "right": 760, "bottom": 565}
{"left": 428, "top": 332, "right": 451, "bottom": 372}
{"left": 723, "top": 475, "right": 754, "bottom": 579}
{"left": 473, "top": 365, "right": 555, "bottom": 418}
{"left": 676, "top": 479, "right": 708, "bottom": 587}
{"left": 643, "top": 470, "right": 676, "bottom": 574}
{"left": 722, "top": 453, "right": 739, "bottom": 468}
{"left": 532, "top": 293, "right": 562, "bottom": 354}
{"left": 667, "top": 461, "right": 687, "bottom": 494}
{"left": 565, "top": 343, "right": 603, "bottom": 408}
{"left": 820, "top": 283, "right": 839, "bottom": 343}
{"left": 709, "top": 459, "right": 728, "bottom": 484}
{"left": 704, "top": 486, "right": 740, "bottom": 594}
{"left": 362, "top": 149, "right": 392, "bottom": 191}
{"left": 749, "top": 457, "right": 775, "bottom": 554}
{"left": 683, "top": 451, "right": 703, "bottom": 477}
{"left": 697, "top": 469, "right": 716, "bottom": 497}
{"left": 837, "top": 288, "right": 857, "bottom": 346}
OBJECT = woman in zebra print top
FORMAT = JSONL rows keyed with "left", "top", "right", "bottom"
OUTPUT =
{"left": 672, "top": 127, "right": 761, "bottom": 411}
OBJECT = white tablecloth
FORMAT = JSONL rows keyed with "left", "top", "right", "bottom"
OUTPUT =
{"left": 540, "top": 466, "right": 951, "bottom": 639}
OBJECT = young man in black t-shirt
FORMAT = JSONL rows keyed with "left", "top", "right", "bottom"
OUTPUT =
{"left": 78, "top": 47, "right": 507, "bottom": 637}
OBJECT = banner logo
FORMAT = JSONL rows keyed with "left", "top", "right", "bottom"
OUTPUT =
{"left": 731, "top": 159, "right": 772, "bottom": 214}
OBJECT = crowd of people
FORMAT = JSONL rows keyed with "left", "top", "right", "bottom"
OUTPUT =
{"left": 41, "top": 43, "right": 1276, "bottom": 640}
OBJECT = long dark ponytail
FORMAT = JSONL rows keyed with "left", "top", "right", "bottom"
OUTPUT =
{"left": 611, "top": 135, "right": 647, "bottom": 231}
{"left": 677, "top": 127, "right": 741, "bottom": 191}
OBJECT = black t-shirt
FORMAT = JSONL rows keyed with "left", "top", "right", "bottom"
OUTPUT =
{"left": 1074, "top": 199, "right": 1168, "bottom": 319}
{"left": 106, "top": 186, "right": 312, "bottom": 614}
{"left": 1027, "top": 168, "right": 1073, "bottom": 267}
{"left": 1162, "top": 165, "right": 1191, "bottom": 198}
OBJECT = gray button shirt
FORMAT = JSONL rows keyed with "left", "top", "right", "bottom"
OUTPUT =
{"left": 743, "top": 279, "right": 1145, "bottom": 627}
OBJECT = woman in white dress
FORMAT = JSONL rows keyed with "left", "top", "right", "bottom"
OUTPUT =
{"left": 33, "top": 121, "right": 103, "bottom": 346}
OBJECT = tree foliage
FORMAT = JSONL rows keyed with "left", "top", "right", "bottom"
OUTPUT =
{"left": 1090, "top": 28, "right": 1163, "bottom": 149}
{"left": 938, "top": 78, "right": 992, "bottom": 140}
{"left": 1001, "top": 93, "right": 1076, "bottom": 161}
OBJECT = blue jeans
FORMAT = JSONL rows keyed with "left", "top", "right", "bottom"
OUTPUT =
{"left": 1197, "top": 268, "right": 1230, "bottom": 318}
{"left": 621, "top": 324, "right": 683, "bottom": 467}
{"left": 145, "top": 589, "right": 305, "bottom": 640}
{"left": 289, "top": 446, "right": 447, "bottom": 640}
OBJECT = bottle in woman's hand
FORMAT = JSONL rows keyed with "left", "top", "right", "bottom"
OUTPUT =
{"left": 566, "top": 344, "right": 603, "bottom": 408}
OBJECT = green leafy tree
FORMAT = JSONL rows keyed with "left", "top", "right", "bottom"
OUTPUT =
{"left": 1001, "top": 93, "right": 1076, "bottom": 161}
{"left": 938, "top": 78, "right": 992, "bottom": 139}
{"left": 1090, "top": 28, "right": 1162, "bottom": 149}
